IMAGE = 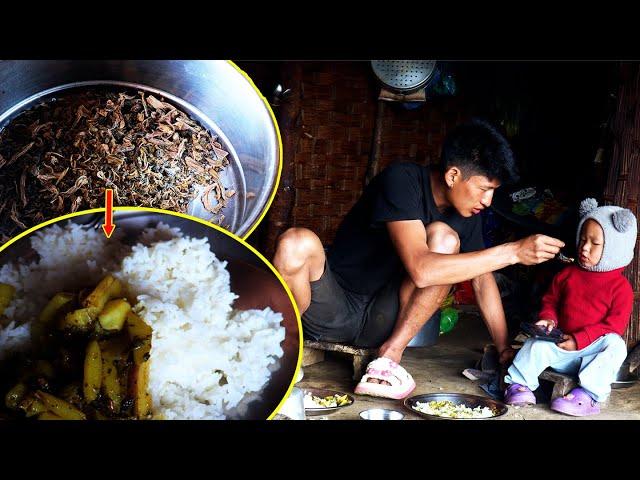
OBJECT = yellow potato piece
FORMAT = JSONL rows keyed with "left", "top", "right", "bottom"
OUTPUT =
{"left": 18, "top": 394, "right": 47, "bottom": 417}
{"left": 59, "top": 308, "right": 94, "bottom": 331}
{"left": 38, "top": 292, "right": 74, "bottom": 324}
{"left": 83, "top": 340, "right": 102, "bottom": 403}
{"left": 126, "top": 311, "right": 152, "bottom": 341}
{"left": 0, "top": 283, "right": 16, "bottom": 316}
{"left": 98, "top": 299, "right": 131, "bottom": 331}
{"left": 34, "top": 391, "right": 86, "bottom": 420}
{"left": 83, "top": 275, "right": 123, "bottom": 319}
{"left": 129, "top": 361, "right": 152, "bottom": 419}
{"left": 100, "top": 343, "right": 123, "bottom": 412}
{"left": 132, "top": 338, "right": 151, "bottom": 365}
{"left": 37, "top": 412, "right": 65, "bottom": 420}
{"left": 5, "top": 383, "right": 27, "bottom": 410}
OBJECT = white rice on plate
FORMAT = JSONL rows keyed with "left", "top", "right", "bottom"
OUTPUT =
{"left": 413, "top": 400, "right": 495, "bottom": 419}
{"left": 0, "top": 222, "right": 286, "bottom": 420}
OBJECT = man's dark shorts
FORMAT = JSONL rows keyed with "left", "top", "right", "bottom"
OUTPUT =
{"left": 301, "top": 261, "right": 403, "bottom": 348}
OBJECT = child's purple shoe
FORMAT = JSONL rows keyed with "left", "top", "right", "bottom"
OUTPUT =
{"left": 550, "top": 387, "right": 600, "bottom": 417}
{"left": 504, "top": 383, "right": 536, "bottom": 406}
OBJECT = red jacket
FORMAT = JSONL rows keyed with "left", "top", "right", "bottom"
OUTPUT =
{"left": 538, "top": 265, "right": 633, "bottom": 350}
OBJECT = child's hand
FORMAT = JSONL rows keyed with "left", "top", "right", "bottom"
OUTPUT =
{"left": 535, "top": 319, "right": 556, "bottom": 333}
{"left": 557, "top": 334, "right": 577, "bottom": 351}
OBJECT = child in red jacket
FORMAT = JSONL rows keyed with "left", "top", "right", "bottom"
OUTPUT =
{"left": 504, "top": 198, "right": 637, "bottom": 416}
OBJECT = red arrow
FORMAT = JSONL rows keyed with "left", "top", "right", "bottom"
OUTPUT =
{"left": 102, "top": 189, "right": 116, "bottom": 238}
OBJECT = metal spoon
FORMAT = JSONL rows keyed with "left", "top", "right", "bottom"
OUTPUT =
{"left": 557, "top": 252, "right": 575, "bottom": 263}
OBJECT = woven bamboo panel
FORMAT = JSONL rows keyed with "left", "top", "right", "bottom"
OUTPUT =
{"left": 292, "top": 62, "right": 375, "bottom": 243}
{"left": 603, "top": 62, "right": 640, "bottom": 349}
{"left": 292, "top": 61, "right": 467, "bottom": 245}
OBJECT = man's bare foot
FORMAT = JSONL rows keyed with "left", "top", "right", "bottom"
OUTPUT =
{"left": 367, "top": 378, "right": 391, "bottom": 385}
{"left": 354, "top": 357, "right": 416, "bottom": 399}
{"left": 377, "top": 346, "right": 403, "bottom": 365}
{"left": 364, "top": 351, "right": 402, "bottom": 386}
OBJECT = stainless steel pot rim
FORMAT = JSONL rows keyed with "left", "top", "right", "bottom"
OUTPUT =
{"left": 0, "top": 79, "right": 255, "bottom": 236}
{"left": 0, "top": 60, "right": 280, "bottom": 238}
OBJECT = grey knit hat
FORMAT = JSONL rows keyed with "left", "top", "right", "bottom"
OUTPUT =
{"left": 576, "top": 198, "right": 638, "bottom": 272}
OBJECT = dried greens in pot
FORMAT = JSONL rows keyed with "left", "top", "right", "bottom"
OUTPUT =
{"left": 0, "top": 89, "right": 232, "bottom": 242}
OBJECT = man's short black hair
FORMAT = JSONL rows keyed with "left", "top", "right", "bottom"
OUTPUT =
{"left": 441, "top": 119, "right": 519, "bottom": 184}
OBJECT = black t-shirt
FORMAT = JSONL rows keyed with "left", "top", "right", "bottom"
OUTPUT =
{"left": 327, "top": 162, "right": 485, "bottom": 295}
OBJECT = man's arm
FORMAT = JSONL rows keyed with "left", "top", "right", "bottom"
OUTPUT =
{"left": 471, "top": 273, "right": 513, "bottom": 362}
{"left": 387, "top": 220, "right": 564, "bottom": 288}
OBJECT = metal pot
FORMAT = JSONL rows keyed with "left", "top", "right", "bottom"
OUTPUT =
{"left": 613, "top": 360, "right": 639, "bottom": 389}
{"left": 0, "top": 60, "right": 280, "bottom": 238}
{"left": 407, "top": 310, "right": 440, "bottom": 347}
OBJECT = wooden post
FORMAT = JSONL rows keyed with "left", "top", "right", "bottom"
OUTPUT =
{"left": 262, "top": 62, "right": 303, "bottom": 259}
{"left": 364, "top": 99, "right": 386, "bottom": 187}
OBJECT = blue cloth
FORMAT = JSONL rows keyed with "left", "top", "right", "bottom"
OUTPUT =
{"left": 505, "top": 334, "right": 627, "bottom": 402}
{"left": 479, "top": 373, "right": 502, "bottom": 400}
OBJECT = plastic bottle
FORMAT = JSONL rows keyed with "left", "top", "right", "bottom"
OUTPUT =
{"left": 439, "top": 307, "right": 459, "bottom": 335}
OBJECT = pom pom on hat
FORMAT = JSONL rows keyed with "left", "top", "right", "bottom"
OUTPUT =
{"left": 612, "top": 209, "right": 635, "bottom": 232}
{"left": 579, "top": 198, "right": 598, "bottom": 217}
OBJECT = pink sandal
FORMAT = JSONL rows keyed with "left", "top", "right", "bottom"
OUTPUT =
{"left": 354, "top": 357, "right": 416, "bottom": 399}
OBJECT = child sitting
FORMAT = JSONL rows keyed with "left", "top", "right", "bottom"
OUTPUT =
{"left": 504, "top": 198, "right": 637, "bottom": 416}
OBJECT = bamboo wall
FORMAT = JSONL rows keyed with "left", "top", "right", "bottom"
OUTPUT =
{"left": 604, "top": 62, "right": 640, "bottom": 349}
{"left": 260, "top": 61, "right": 468, "bottom": 255}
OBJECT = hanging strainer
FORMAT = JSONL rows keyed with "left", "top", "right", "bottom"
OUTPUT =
{"left": 371, "top": 60, "right": 437, "bottom": 94}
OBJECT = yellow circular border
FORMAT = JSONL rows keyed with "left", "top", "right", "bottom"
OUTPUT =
{"left": 0, "top": 206, "right": 303, "bottom": 421}
{"left": 228, "top": 60, "right": 284, "bottom": 241}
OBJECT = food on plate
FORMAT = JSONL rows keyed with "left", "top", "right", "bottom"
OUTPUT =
{"left": 413, "top": 399, "right": 496, "bottom": 418}
{"left": 303, "top": 391, "right": 351, "bottom": 409}
{"left": 0, "top": 221, "right": 286, "bottom": 419}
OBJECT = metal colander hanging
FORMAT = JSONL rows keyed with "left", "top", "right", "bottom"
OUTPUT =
{"left": 371, "top": 60, "right": 437, "bottom": 94}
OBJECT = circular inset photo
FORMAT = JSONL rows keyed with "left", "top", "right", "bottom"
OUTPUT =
{"left": 0, "top": 209, "right": 301, "bottom": 420}
{"left": 0, "top": 60, "right": 280, "bottom": 242}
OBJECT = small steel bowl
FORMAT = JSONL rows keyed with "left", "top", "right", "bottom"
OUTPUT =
{"left": 359, "top": 408, "right": 404, "bottom": 420}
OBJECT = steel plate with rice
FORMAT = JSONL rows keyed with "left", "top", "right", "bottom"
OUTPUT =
{"left": 303, "top": 387, "right": 354, "bottom": 416}
{"left": 0, "top": 209, "right": 300, "bottom": 420}
{"left": 404, "top": 393, "right": 508, "bottom": 420}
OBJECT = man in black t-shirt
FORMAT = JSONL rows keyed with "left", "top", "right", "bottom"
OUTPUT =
{"left": 273, "top": 120, "right": 565, "bottom": 399}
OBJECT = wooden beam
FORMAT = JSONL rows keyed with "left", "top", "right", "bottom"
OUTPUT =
{"left": 262, "top": 62, "right": 303, "bottom": 259}
{"left": 364, "top": 99, "right": 386, "bottom": 186}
